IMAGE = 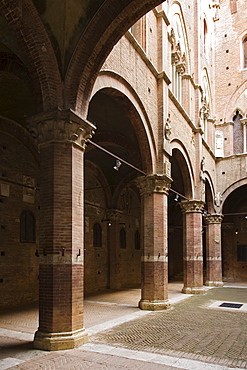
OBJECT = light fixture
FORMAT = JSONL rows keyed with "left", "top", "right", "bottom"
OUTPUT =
{"left": 101, "top": 218, "right": 112, "bottom": 227}
{"left": 174, "top": 194, "right": 179, "bottom": 202}
{"left": 235, "top": 229, "right": 239, "bottom": 235}
{"left": 113, "top": 159, "right": 122, "bottom": 171}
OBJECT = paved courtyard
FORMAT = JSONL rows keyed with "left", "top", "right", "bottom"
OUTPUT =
{"left": 0, "top": 283, "right": 247, "bottom": 369}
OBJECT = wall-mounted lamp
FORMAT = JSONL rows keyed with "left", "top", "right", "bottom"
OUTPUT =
{"left": 174, "top": 194, "right": 179, "bottom": 202}
{"left": 235, "top": 229, "right": 239, "bottom": 235}
{"left": 113, "top": 159, "right": 122, "bottom": 171}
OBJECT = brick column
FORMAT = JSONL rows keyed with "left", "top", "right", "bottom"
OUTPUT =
{"left": 28, "top": 110, "right": 95, "bottom": 351}
{"left": 180, "top": 200, "right": 205, "bottom": 294}
{"left": 136, "top": 174, "right": 172, "bottom": 310}
{"left": 204, "top": 214, "right": 224, "bottom": 287}
{"left": 105, "top": 209, "right": 122, "bottom": 289}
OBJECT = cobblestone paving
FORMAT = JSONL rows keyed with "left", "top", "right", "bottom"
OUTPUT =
{"left": 91, "top": 288, "right": 247, "bottom": 369}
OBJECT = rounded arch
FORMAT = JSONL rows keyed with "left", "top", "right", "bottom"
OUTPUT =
{"left": 84, "top": 159, "right": 112, "bottom": 209}
{"left": 221, "top": 178, "right": 247, "bottom": 213}
{"left": 89, "top": 72, "right": 156, "bottom": 174}
{"left": 112, "top": 171, "right": 140, "bottom": 210}
{"left": 0, "top": 1, "right": 62, "bottom": 112}
{"left": 203, "top": 171, "right": 215, "bottom": 213}
{"left": 65, "top": 0, "right": 165, "bottom": 116}
{"left": 0, "top": 116, "right": 39, "bottom": 165}
{"left": 170, "top": 139, "right": 194, "bottom": 199}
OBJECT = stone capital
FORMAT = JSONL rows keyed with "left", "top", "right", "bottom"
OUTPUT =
{"left": 204, "top": 213, "right": 224, "bottom": 224}
{"left": 27, "top": 109, "right": 96, "bottom": 150}
{"left": 240, "top": 118, "right": 247, "bottom": 126}
{"left": 135, "top": 174, "right": 172, "bottom": 196}
{"left": 180, "top": 200, "right": 205, "bottom": 214}
{"left": 104, "top": 209, "right": 123, "bottom": 221}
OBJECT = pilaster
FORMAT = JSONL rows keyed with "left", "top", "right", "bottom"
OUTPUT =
{"left": 136, "top": 174, "right": 172, "bottom": 310}
{"left": 180, "top": 200, "right": 205, "bottom": 294}
{"left": 28, "top": 110, "right": 95, "bottom": 351}
{"left": 105, "top": 209, "right": 123, "bottom": 289}
{"left": 204, "top": 214, "right": 224, "bottom": 287}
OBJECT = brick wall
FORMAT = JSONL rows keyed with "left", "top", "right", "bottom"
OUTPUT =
{"left": 0, "top": 121, "right": 39, "bottom": 308}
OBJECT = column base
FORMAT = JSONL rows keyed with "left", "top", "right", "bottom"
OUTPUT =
{"left": 34, "top": 328, "right": 88, "bottom": 351}
{"left": 204, "top": 280, "right": 224, "bottom": 287}
{"left": 139, "top": 299, "right": 171, "bottom": 311}
{"left": 182, "top": 286, "right": 205, "bottom": 294}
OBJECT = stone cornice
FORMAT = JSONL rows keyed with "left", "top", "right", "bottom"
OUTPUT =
{"left": 180, "top": 200, "right": 205, "bottom": 213}
{"left": 27, "top": 109, "right": 96, "bottom": 150}
{"left": 105, "top": 209, "right": 123, "bottom": 221}
{"left": 135, "top": 174, "right": 172, "bottom": 195}
{"left": 153, "top": 8, "right": 170, "bottom": 26}
{"left": 168, "top": 89, "right": 202, "bottom": 133}
{"left": 202, "top": 138, "right": 216, "bottom": 160}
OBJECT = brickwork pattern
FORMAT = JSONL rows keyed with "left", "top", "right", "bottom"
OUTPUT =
{"left": 0, "top": 122, "right": 39, "bottom": 309}
{"left": 91, "top": 288, "right": 247, "bottom": 368}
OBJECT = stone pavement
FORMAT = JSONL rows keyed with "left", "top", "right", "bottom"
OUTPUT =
{"left": 0, "top": 283, "right": 247, "bottom": 369}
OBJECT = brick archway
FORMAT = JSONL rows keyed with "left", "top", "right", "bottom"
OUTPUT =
{"left": 65, "top": 0, "right": 165, "bottom": 116}
{"left": 0, "top": 0, "right": 63, "bottom": 111}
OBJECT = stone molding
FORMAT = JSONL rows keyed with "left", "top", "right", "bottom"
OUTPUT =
{"left": 34, "top": 328, "right": 88, "bottom": 351}
{"left": 105, "top": 209, "right": 123, "bottom": 221}
{"left": 28, "top": 109, "right": 96, "bottom": 150}
{"left": 139, "top": 299, "right": 170, "bottom": 311}
{"left": 135, "top": 174, "right": 172, "bottom": 196}
{"left": 180, "top": 200, "right": 205, "bottom": 214}
{"left": 204, "top": 213, "right": 224, "bottom": 224}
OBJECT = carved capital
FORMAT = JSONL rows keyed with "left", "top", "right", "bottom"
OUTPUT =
{"left": 180, "top": 200, "right": 205, "bottom": 214}
{"left": 28, "top": 109, "right": 96, "bottom": 150}
{"left": 105, "top": 209, "right": 123, "bottom": 221}
{"left": 165, "top": 116, "right": 172, "bottom": 141}
{"left": 204, "top": 213, "right": 224, "bottom": 224}
{"left": 199, "top": 97, "right": 210, "bottom": 121}
{"left": 176, "top": 62, "right": 186, "bottom": 75}
{"left": 135, "top": 174, "right": 172, "bottom": 196}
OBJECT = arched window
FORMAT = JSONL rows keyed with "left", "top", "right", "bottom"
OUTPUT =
{"left": 120, "top": 228, "right": 126, "bottom": 249}
{"left": 233, "top": 110, "right": 243, "bottom": 154}
{"left": 243, "top": 36, "right": 247, "bottom": 69}
{"left": 93, "top": 223, "right": 102, "bottom": 247}
{"left": 203, "top": 19, "right": 208, "bottom": 54}
{"left": 20, "top": 210, "right": 36, "bottom": 243}
{"left": 134, "top": 230, "right": 140, "bottom": 250}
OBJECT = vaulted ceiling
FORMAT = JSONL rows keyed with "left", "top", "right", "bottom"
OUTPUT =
{"left": 0, "top": 0, "right": 164, "bottom": 125}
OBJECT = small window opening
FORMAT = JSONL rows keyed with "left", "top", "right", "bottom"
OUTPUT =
{"left": 120, "top": 228, "right": 126, "bottom": 249}
{"left": 93, "top": 223, "right": 102, "bottom": 247}
{"left": 243, "top": 36, "right": 247, "bottom": 69}
{"left": 135, "top": 230, "right": 141, "bottom": 250}
{"left": 20, "top": 210, "right": 36, "bottom": 243}
{"left": 237, "top": 245, "right": 247, "bottom": 261}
